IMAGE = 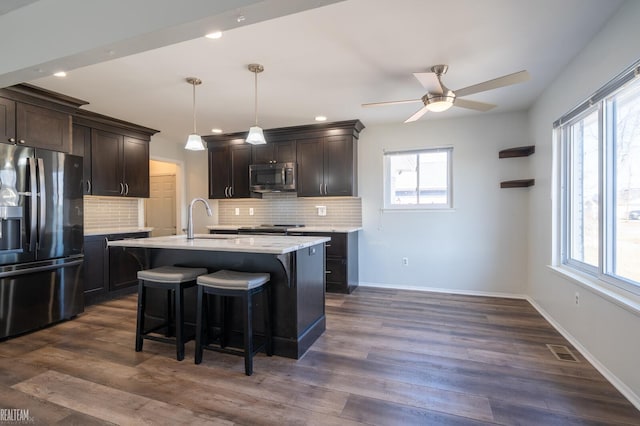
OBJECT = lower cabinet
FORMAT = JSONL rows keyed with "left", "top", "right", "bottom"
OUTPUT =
{"left": 83, "top": 232, "right": 149, "bottom": 305}
{"left": 289, "top": 231, "right": 359, "bottom": 294}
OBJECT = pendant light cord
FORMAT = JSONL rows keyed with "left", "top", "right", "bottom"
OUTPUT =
{"left": 192, "top": 81, "right": 197, "bottom": 133}
{"left": 254, "top": 70, "right": 259, "bottom": 126}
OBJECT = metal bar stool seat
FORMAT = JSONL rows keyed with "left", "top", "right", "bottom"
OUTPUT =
{"left": 135, "top": 265, "right": 208, "bottom": 361}
{"left": 195, "top": 270, "right": 272, "bottom": 376}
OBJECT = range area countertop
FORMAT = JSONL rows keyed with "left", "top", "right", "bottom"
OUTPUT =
{"left": 206, "top": 225, "right": 362, "bottom": 233}
{"left": 108, "top": 234, "right": 330, "bottom": 255}
{"left": 84, "top": 227, "right": 154, "bottom": 236}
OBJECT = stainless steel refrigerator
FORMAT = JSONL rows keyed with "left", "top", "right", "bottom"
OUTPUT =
{"left": 0, "top": 144, "right": 84, "bottom": 339}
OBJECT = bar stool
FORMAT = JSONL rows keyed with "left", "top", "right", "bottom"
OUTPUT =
{"left": 195, "top": 270, "right": 272, "bottom": 376}
{"left": 136, "top": 265, "right": 208, "bottom": 361}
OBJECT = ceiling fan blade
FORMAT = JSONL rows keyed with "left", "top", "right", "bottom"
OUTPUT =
{"left": 361, "top": 99, "right": 421, "bottom": 108}
{"left": 454, "top": 70, "right": 530, "bottom": 97}
{"left": 404, "top": 105, "right": 429, "bottom": 123}
{"left": 454, "top": 98, "right": 496, "bottom": 112}
{"left": 413, "top": 72, "right": 442, "bottom": 93}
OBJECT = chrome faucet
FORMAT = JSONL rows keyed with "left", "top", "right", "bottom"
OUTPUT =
{"left": 187, "top": 197, "right": 213, "bottom": 239}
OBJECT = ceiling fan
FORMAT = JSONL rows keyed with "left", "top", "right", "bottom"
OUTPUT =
{"left": 362, "top": 64, "right": 530, "bottom": 123}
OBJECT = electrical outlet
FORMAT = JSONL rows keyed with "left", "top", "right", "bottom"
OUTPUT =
{"left": 575, "top": 292, "right": 580, "bottom": 306}
{"left": 235, "top": 208, "right": 240, "bottom": 216}
{"left": 402, "top": 257, "right": 409, "bottom": 266}
{"left": 316, "top": 205, "right": 327, "bottom": 216}
{"left": 249, "top": 208, "right": 254, "bottom": 216}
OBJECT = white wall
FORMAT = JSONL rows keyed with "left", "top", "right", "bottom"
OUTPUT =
{"left": 528, "top": 0, "right": 640, "bottom": 405}
{"left": 358, "top": 111, "right": 530, "bottom": 296}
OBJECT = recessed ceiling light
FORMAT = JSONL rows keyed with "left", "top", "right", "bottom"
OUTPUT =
{"left": 53, "top": 71, "right": 67, "bottom": 77}
{"left": 315, "top": 116, "right": 327, "bottom": 122}
{"left": 211, "top": 128, "right": 223, "bottom": 134}
{"left": 205, "top": 31, "right": 222, "bottom": 39}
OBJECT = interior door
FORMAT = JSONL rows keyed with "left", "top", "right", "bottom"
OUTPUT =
{"left": 145, "top": 174, "right": 176, "bottom": 236}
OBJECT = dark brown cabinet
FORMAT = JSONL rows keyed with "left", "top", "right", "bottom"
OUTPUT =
{"left": 297, "top": 135, "right": 356, "bottom": 197}
{"left": 83, "top": 232, "right": 149, "bottom": 305}
{"left": 73, "top": 109, "right": 158, "bottom": 198}
{"left": 287, "top": 230, "right": 359, "bottom": 294}
{"left": 208, "top": 144, "right": 252, "bottom": 199}
{"left": 91, "top": 129, "right": 149, "bottom": 197}
{"left": 206, "top": 120, "right": 363, "bottom": 198}
{"left": 252, "top": 140, "right": 296, "bottom": 164}
{"left": 72, "top": 124, "right": 92, "bottom": 195}
{"left": 0, "top": 96, "right": 72, "bottom": 152}
{"left": 83, "top": 235, "right": 108, "bottom": 304}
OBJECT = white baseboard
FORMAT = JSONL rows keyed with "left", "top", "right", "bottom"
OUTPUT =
{"left": 355, "top": 282, "right": 640, "bottom": 411}
{"left": 358, "top": 281, "right": 527, "bottom": 300}
{"left": 525, "top": 296, "right": 640, "bottom": 411}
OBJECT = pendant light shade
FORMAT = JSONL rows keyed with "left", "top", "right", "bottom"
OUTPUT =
{"left": 185, "top": 77, "right": 205, "bottom": 151}
{"left": 246, "top": 64, "right": 266, "bottom": 145}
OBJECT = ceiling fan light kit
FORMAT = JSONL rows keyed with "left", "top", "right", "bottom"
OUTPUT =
{"left": 246, "top": 63, "right": 267, "bottom": 145}
{"left": 184, "top": 77, "right": 206, "bottom": 151}
{"left": 362, "top": 64, "right": 530, "bottom": 123}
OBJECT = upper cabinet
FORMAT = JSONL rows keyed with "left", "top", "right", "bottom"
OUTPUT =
{"left": 208, "top": 144, "right": 252, "bottom": 199}
{"left": 297, "top": 134, "right": 356, "bottom": 197}
{"left": 73, "top": 110, "right": 159, "bottom": 198}
{"left": 205, "top": 120, "right": 364, "bottom": 198}
{"left": 252, "top": 139, "right": 296, "bottom": 164}
{"left": 0, "top": 84, "right": 88, "bottom": 152}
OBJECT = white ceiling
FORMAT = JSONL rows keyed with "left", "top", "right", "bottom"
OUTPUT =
{"left": 19, "top": 0, "right": 624, "bottom": 144}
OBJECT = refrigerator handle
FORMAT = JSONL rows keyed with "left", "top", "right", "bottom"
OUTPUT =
{"left": 27, "top": 157, "right": 38, "bottom": 251}
{"left": 37, "top": 158, "right": 46, "bottom": 245}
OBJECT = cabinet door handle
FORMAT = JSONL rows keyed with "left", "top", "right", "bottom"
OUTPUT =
{"left": 325, "top": 270, "right": 332, "bottom": 274}
{"left": 18, "top": 139, "right": 25, "bottom": 144}
{"left": 319, "top": 183, "right": 323, "bottom": 195}
{"left": 325, "top": 243, "right": 332, "bottom": 247}
{"left": 104, "top": 237, "right": 109, "bottom": 250}
{"left": 8, "top": 137, "right": 15, "bottom": 143}
{"left": 86, "top": 180, "right": 91, "bottom": 194}
{"left": 119, "top": 183, "right": 124, "bottom": 195}
{"left": 224, "top": 187, "right": 228, "bottom": 198}
{"left": 229, "top": 186, "right": 233, "bottom": 197}
{"left": 124, "top": 183, "right": 129, "bottom": 195}
{"left": 324, "top": 183, "right": 328, "bottom": 195}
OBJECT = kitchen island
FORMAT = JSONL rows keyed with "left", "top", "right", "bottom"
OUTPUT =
{"left": 108, "top": 234, "right": 329, "bottom": 359}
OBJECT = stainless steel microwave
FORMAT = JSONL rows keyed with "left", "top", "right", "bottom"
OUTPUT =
{"left": 249, "top": 162, "right": 296, "bottom": 193}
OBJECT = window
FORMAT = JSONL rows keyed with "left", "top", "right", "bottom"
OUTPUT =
{"left": 384, "top": 147, "right": 452, "bottom": 209}
{"left": 558, "top": 63, "right": 640, "bottom": 293}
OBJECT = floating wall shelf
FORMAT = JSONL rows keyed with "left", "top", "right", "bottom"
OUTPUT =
{"left": 499, "top": 145, "right": 535, "bottom": 188}
{"left": 498, "top": 145, "right": 535, "bottom": 158}
{"left": 500, "top": 179, "right": 535, "bottom": 188}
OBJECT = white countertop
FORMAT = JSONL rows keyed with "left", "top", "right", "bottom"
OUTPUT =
{"left": 206, "top": 225, "right": 362, "bottom": 233}
{"left": 107, "top": 234, "right": 330, "bottom": 255}
{"left": 85, "top": 227, "right": 154, "bottom": 236}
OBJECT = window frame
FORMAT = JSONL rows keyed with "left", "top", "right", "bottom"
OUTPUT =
{"left": 383, "top": 146, "right": 453, "bottom": 210}
{"left": 557, "top": 61, "right": 640, "bottom": 295}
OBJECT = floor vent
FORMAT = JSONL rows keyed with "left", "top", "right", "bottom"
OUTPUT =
{"left": 546, "top": 344, "right": 579, "bottom": 362}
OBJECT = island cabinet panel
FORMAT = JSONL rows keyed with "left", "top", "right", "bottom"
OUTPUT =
{"left": 252, "top": 139, "right": 296, "bottom": 164}
{"left": 208, "top": 144, "right": 252, "bottom": 199}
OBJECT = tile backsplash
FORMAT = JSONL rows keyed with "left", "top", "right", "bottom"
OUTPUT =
{"left": 84, "top": 196, "right": 140, "bottom": 231}
{"left": 218, "top": 193, "right": 362, "bottom": 227}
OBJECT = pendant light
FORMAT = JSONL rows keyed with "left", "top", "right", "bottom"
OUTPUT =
{"left": 184, "top": 77, "right": 206, "bottom": 151}
{"left": 246, "top": 63, "right": 266, "bottom": 145}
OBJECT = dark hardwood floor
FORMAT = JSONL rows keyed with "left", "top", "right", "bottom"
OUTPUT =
{"left": 1, "top": 287, "right": 638, "bottom": 425}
